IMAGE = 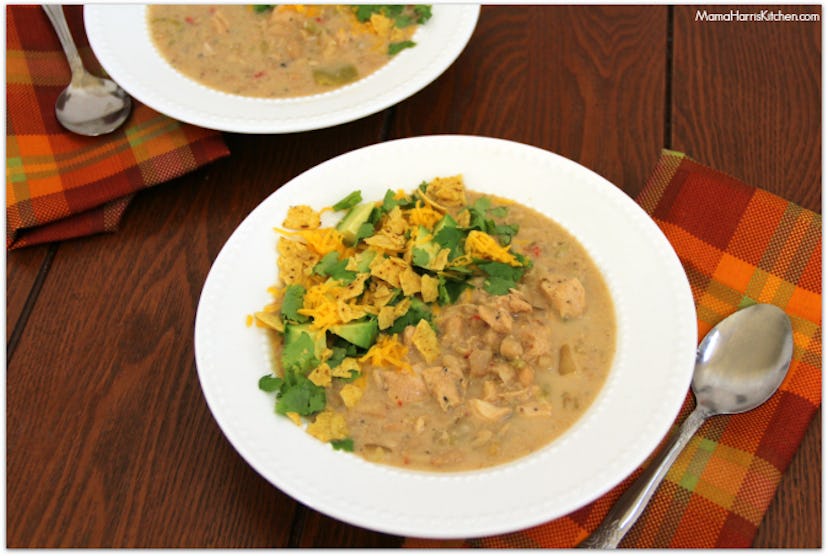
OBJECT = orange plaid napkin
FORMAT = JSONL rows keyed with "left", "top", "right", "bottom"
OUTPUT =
{"left": 6, "top": 5, "right": 230, "bottom": 250}
{"left": 406, "top": 150, "right": 822, "bottom": 548}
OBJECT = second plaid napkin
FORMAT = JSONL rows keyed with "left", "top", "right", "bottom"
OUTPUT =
{"left": 405, "top": 150, "right": 821, "bottom": 548}
{"left": 6, "top": 5, "right": 230, "bottom": 249}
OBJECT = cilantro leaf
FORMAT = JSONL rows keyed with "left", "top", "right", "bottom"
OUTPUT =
{"left": 413, "top": 5, "right": 432, "bottom": 23}
{"left": 389, "top": 40, "right": 416, "bottom": 56}
{"left": 331, "top": 438, "right": 355, "bottom": 452}
{"left": 314, "top": 252, "right": 357, "bottom": 283}
{"left": 252, "top": 5, "right": 273, "bottom": 13}
{"left": 281, "top": 284, "right": 309, "bottom": 324}
{"left": 433, "top": 225, "right": 465, "bottom": 259}
{"left": 353, "top": 221, "right": 376, "bottom": 245}
{"left": 281, "top": 331, "right": 320, "bottom": 376}
{"left": 387, "top": 298, "right": 433, "bottom": 334}
{"left": 332, "top": 190, "right": 362, "bottom": 211}
{"left": 477, "top": 261, "right": 527, "bottom": 295}
{"left": 258, "top": 374, "right": 282, "bottom": 392}
{"left": 437, "top": 276, "right": 469, "bottom": 306}
{"left": 275, "top": 373, "right": 326, "bottom": 416}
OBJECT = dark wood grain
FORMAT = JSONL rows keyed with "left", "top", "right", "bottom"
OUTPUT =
{"left": 6, "top": 245, "right": 50, "bottom": 345}
{"left": 672, "top": 4, "right": 821, "bottom": 548}
{"left": 6, "top": 4, "right": 821, "bottom": 549}
{"left": 393, "top": 5, "right": 667, "bottom": 197}
{"left": 672, "top": 4, "right": 821, "bottom": 212}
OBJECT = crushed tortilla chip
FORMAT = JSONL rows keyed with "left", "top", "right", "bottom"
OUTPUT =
{"left": 339, "top": 383, "right": 364, "bottom": 408}
{"left": 420, "top": 274, "right": 439, "bottom": 303}
{"left": 285, "top": 412, "right": 303, "bottom": 426}
{"left": 363, "top": 230, "right": 407, "bottom": 252}
{"left": 399, "top": 267, "right": 422, "bottom": 296}
{"left": 377, "top": 297, "right": 411, "bottom": 330}
{"left": 283, "top": 205, "right": 321, "bottom": 230}
{"left": 277, "top": 237, "right": 319, "bottom": 284}
{"left": 412, "top": 319, "right": 440, "bottom": 363}
{"left": 308, "top": 363, "right": 333, "bottom": 387}
{"left": 426, "top": 175, "right": 466, "bottom": 207}
{"left": 332, "top": 357, "right": 361, "bottom": 378}
{"left": 306, "top": 410, "right": 349, "bottom": 442}
{"left": 369, "top": 256, "right": 408, "bottom": 288}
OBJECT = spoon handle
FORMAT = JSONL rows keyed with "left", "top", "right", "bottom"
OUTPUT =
{"left": 579, "top": 405, "right": 712, "bottom": 549}
{"left": 42, "top": 5, "right": 85, "bottom": 78}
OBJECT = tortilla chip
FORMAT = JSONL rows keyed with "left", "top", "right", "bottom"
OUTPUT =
{"left": 283, "top": 205, "right": 321, "bottom": 230}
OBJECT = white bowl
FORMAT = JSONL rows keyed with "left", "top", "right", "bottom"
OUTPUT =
{"left": 194, "top": 135, "right": 696, "bottom": 538}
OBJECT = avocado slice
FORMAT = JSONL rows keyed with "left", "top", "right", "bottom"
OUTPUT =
{"left": 284, "top": 323, "right": 327, "bottom": 359}
{"left": 336, "top": 202, "right": 375, "bottom": 246}
{"left": 329, "top": 319, "right": 379, "bottom": 349}
{"left": 348, "top": 249, "right": 376, "bottom": 273}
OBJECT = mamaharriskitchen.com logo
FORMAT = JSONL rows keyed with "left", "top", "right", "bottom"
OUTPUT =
{"left": 695, "top": 9, "right": 820, "bottom": 22}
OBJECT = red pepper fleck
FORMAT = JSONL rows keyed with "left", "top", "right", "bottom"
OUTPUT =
{"left": 396, "top": 399, "right": 403, "bottom": 407}
{"left": 253, "top": 71, "right": 266, "bottom": 79}
{"left": 184, "top": 16, "right": 195, "bottom": 24}
{"left": 529, "top": 244, "right": 541, "bottom": 257}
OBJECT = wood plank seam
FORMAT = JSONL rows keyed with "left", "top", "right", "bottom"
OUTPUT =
{"left": 6, "top": 244, "right": 58, "bottom": 365}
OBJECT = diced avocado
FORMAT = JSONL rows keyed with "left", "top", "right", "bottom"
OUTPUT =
{"left": 284, "top": 323, "right": 326, "bottom": 359}
{"left": 410, "top": 225, "right": 443, "bottom": 270}
{"left": 329, "top": 319, "right": 379, "bottom": 349}
{"left": 349, "top": 249, "right": 376, "bottom": 273}
{"left": 336, "top": 202, "right": 375, "bottom": 245}
{"left": 254, "top": 310, "right": 284, "bottom": 333}
{"left": 312, "top": 64, "right": 358, "bottom": 86}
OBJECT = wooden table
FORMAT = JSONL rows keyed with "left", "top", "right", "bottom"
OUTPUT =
{"left": 7, "top": 5, "right": 821, "bottom": 548}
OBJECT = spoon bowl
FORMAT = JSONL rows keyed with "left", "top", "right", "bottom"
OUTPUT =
{"left": 693, "top": 303, "right": 793, "bottom": 414}
{"left": 581, "top": 303, "right": 793, "bottom": 548}
{"left": 43, "top": 5, "right": 132, "bottom": 136}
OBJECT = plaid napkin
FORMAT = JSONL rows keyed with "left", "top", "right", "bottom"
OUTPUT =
{"left": 5, "top": 5, "right": 230, "bottom": 249}
{"left": 406, "top": 150, "right": 822, "bottom": 548}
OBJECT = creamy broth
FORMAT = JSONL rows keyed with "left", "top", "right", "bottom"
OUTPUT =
{"left": 255, "top": 178, "right": 616, "bottom": 472}
{"left": 328, "top": 195, "right": 615, "bottom": 470}
{"left": 148, "top": 5, "right": 425, "bottom": 98}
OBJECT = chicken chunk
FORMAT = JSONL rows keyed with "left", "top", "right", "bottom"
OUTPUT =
{"left": 375, "top": 369, "right": 428, "bottom": 405}
{"left": 422, "top": 365, "right": 467, "bottom": 411}
{"left": 469, "top": 399, "right": 512, "bottom": 422}
{"left": 477, "top": 304, "right": 513, "bottom": 334}
{"left": 540, "top": 275, "right": 586, "bottom": 319}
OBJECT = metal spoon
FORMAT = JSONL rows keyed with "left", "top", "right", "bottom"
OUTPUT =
{"left": 43, "top": 5, "right": 132, "bottom": 136}
{"left": 581, "top": 303, "right": 793, "bottom": 549}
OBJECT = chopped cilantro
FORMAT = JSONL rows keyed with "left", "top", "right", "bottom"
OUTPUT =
{"left": 353, "top": 221, "right": 376, "bottom": 245}
{"left": 437, "top": 276, "right": 469, "bottom": 306}
{"left": 258, "top": 374, "right": 282, "bottom": 393}
{"left": 413, "top": 4, "right": 432, "bottom": 23}
{"left": 389, "top": 40, "right": 416, "bottom": 55}
{"left": 281, "top": 284, "right": 309, "bottom": 324}
{"left": 314, "top": 252, "right": 357, "bottom": 283}
{"left": 281, "top": 331, "right": 320, "bottom": 376}
{"left": 477, "top": 261, "right": 527, "bottom": 295}
{"left": 275, "top": 373, "right": 326, "bottom": 416}
{"left": 387, "top": 298, "right": 433, "bottom": 334}
{"left": 332, "top": 190, "right": 362, "bottom": 212}
{"left": 433, "top": 225, "right": 464, "bottom": 259}
{"left": 252, "top": 5, "right": 273, "bottom": 13}
{"left": 331, "top": 438, "right": 355, "bottom": 452}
